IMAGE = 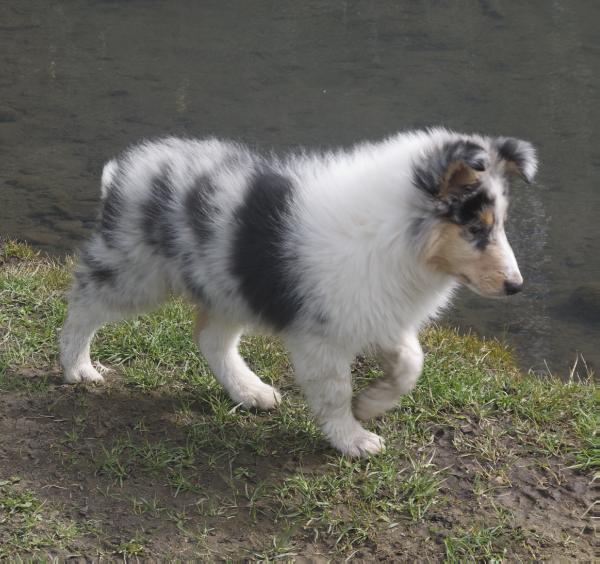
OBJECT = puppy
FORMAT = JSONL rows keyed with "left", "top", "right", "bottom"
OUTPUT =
{"left": 60, "top": 129, "right": 537, "bottom": 456}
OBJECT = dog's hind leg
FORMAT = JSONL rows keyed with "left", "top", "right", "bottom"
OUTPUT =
{"left": 353, "top": 332, "right": 423, "bottom": 421}
{"left": 60, "top": 292, "right": 120, "bottom": 384}
{"left": 286, "top": 335, "right": 385, "bottom": 457}
{"left": 60, "top": 251, "right": 168, "bottom": 384}
{"left": 195, "top": 311, "right": 281, "bottom": 410}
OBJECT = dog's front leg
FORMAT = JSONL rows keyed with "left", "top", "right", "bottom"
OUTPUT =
{"left": 354, "top": 332, "right": 424, "bottom": 421}
{"left": 195, "top": 311, "right": 282, "bottom": 410}
{"left": 286, "top": 335, "right": 384, "bottom": 457}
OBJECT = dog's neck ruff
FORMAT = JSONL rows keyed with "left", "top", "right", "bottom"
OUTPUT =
{"left": 286, "top": 135, "right": 459, "bottom": 347}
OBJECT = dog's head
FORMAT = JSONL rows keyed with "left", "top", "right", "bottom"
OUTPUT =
{"left": 413, "top": 133, "right": 537, "bottom": 297}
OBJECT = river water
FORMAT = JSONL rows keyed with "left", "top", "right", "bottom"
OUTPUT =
{"left": 1, "top": 1, "right": 598, "bottom": 377}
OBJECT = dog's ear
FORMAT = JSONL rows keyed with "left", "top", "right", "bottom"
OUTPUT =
{"left": 494, "top": 137, "right": 538, "bottom": 184}
{"left": 439, "top": 160, "right": 481, "bottom": 200}
{"left": 413, "top": 139, "right": 487, "bottom": 202}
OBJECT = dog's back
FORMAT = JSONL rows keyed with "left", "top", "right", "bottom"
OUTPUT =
{"left": 77, "top": 138, "right": 262, "bottom": 315}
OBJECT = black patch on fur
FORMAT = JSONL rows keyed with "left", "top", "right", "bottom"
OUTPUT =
{"left": 496, "top": 137, "right": 521, "bottom": 165}
{"left": 180, "top": 176, "right": 219, "bottom": 303}
{"left": 231, "top": 171, "right": 301, "bottom": 330}
{"left": 141, "top": 167, "right": 179, "bottom": 257}
{"left": 451, "top": 191, "right": 493, "bottom": 224}
{"left": 185, "top": 176, "right": 218, "bottom": 245}
{"left": 469, "top": 224, "right": 493, "bottom": 251}
{"left": 413, "top": 139, "right": 487, "bottom": 197}
{"left": 494, "top": 137, "right": 531, "bottom": 183}
{"left": 79, "top": 247, "right": 116, "bottom": 285}
{"left": 180, "top": 251, "right": 210, "bottom": 305}
{"left": 446, "top": 190, "right": 495, "bottom": 250}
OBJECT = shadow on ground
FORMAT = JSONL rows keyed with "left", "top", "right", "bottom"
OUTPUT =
{"left": 0, "top": 366, "right": 595, "bottom": 560}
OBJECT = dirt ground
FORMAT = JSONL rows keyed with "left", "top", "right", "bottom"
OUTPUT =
{"left": 0, "top": 370, "right": 595, "bottom": 560}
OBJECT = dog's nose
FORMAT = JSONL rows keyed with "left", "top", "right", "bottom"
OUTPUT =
{"left": 504, "top": 280, "right": 523, "bottom": 295}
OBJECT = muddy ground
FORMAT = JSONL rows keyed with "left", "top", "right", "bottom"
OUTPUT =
{"left": 0, "top": 369, "right": 595, "bottom": 560}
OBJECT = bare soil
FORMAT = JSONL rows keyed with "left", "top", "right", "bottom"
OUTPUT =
{"left": 0, "top": 369, "right": 595, "bottom": 560}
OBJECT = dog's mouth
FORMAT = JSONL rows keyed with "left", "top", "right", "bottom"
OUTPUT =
{"left": 457, "top": 274, "right": 484, "bottom": 294}
{"left": 458, "top": 274, "right": 480, "bottom": 295}
{"left": 457, "top": 274, "right": 506, "bottom": 299}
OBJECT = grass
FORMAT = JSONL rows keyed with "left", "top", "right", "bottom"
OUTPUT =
{"left": 0, "top": 477, "right": 94, "bottom": 557}
{"left": 444, "top": 524, "right": 514, "bottom": 562}
{"left": 0, "top": 238, "right": 597, "bottom": 559}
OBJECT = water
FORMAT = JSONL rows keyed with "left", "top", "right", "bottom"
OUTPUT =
{"left": 1, "top": 1, "right": 599, "bottom": 377}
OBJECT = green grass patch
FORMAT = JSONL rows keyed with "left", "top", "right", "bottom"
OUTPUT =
{"left": 0, "top": 477, "right": 93, "bottom": 557}
{"left": 0, "top": 239, "right": 597, "bottom": 560}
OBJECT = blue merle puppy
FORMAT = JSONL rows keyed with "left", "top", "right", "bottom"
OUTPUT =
{"left": 60, "top": 130, "right": 537, "bottom": 456}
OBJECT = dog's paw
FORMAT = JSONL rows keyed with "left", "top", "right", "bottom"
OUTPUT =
{"left": 237, "top": 382, "right": 282, "bottom": 411}
{"left": 63, "top": 364, "right": 105, "bottom": 384}
{"left": 342, "top": 429, "right": 385, "bottom": 457}
{"left": 326, "top": 422, "right": 385, "bottom": 457}
{"left": 94, "top": 362, "right": 112, "bottom": 374}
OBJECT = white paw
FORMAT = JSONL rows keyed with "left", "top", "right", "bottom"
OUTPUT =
{"left": 325, "top": 422, "right": 385, "bottom": 457}
{"left": 94, "top": 361, "right": 112, "bottom": 374}
{"left": 236, "top": 382, "right": 282, "bottom": 411}
{"left": 342, "top": 429, "right": 385, "bottom": 457}
{"left": 63, "top": 364, "right": 105, "bottom": 384}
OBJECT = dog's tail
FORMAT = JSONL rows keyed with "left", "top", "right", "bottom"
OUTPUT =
{"left": 100, "top": 159, "right": 119, "bottom": 200}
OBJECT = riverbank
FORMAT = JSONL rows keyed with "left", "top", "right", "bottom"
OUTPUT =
{"left": 0, "top": 240, "right": 597, "bottom": 560}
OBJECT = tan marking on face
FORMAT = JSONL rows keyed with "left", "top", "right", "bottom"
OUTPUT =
{"left": 194, "top": 308, "right": 210, "bottom": 341}
{"left": 422, "top": 222, "right": 510, "bottom": 297}
{"left": 440, "top": 161, "right": 480, "bottom": 199}
{"left": 479, "top": 208, "right": 494, "bottom": 227}
{"left": 503, "top": 160, "right": 523, "bottom": 179}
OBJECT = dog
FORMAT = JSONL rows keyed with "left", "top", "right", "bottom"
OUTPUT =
{"left": 59, "top": 128, "right": 537, "bottom": 456}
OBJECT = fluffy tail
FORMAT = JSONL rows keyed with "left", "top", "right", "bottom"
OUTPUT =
{"left": 100, "top": 159, "right": 119, "bottom": 200}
